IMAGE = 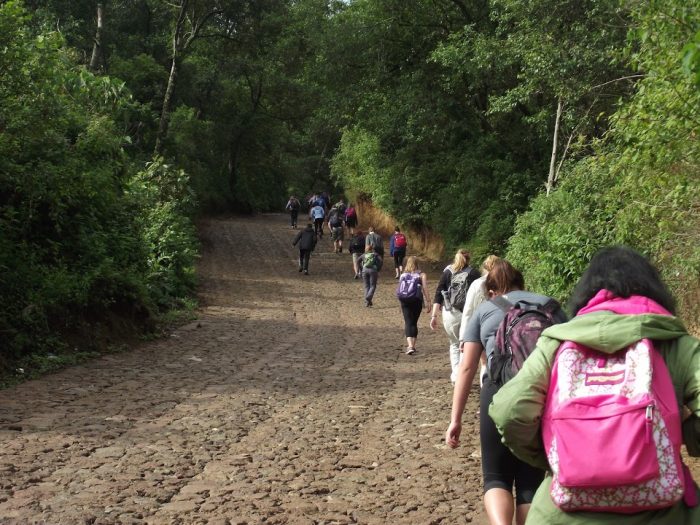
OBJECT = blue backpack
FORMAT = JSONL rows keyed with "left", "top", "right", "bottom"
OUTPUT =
{"left": 396, "top": 272, "right": 422, "bottom": 301}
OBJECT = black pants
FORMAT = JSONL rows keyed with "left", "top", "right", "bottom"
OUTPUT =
{"left": 480, "top": 378, "right": 544, "bottom": 504}
{"left": 313, "top": 218, "right": 324, "bottom": 236}
{"left": 290, "top": 209, "right": 298, "bottom": 226}
{"left": 298, "top": 249, "right": 311, "bottom": 271}
{"left": 400, "top": 299, "right": 423, "bottom": 337}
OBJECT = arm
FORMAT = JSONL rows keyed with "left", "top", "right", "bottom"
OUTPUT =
{"left": 488, "top": 336, "right": 560, "bottom": 470}
{"left": 446, "top": 342, "right": 483, "bottom": 448}
{"left": 430, "top": 270, "right": 451, "bottom": 330}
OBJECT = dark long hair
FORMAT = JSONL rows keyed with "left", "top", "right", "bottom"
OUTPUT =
{"left": 568, "top": 246, "right": 676, "bottom": 315}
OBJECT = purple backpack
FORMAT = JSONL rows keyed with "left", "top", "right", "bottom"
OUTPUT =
{"left": 488, "top": 296, "right": 561, "bottom": 386}
{"left": 396, "top": 272, "right": 422, "bottom": 301}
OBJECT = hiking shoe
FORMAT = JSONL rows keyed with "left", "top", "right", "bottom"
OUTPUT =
{"left": 406, "top": 347, "right": 416, "bottom": 355}
{"left": 298, "top": 267, "right": 303, "bottom": 272}
{"left": 353, "top": 274, "right": 359, "bottom": 280}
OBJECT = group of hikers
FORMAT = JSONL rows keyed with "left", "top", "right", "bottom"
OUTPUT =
{"left": 286, "top": 194, "right": 700, "bottom": 525}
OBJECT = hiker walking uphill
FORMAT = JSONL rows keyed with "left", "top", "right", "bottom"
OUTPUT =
{"left": 396, "top": 256, "right": 431, "bottom": 355}
{"left": 285, "top": 195, "right": 301, "bottom": 228}
{"left": 358, "top": 245, "right": 383, "bottom": 307}
{"left": 459, "top": 254, "right": 500, "bottom": 386}
{"left": 309, "top": 201, "right": 325, "bottom": 238}
{"left": 446, "top": 259, "right": 567, "bottom": 525}
{"left": 430, "top": 250, "right": 481, "bottom": 383}
{"left": 292, "top": 223, "right": 317, "bottom": 275}
{"left": 488, "top": 246, "right": 700, "bottom": 525}
{"left": 327, "top": 205, "right": 345, "bottom": 253}
{"left": 348, "top": 229, "right": 366, "bottom": 279}
{"left": 344, "top": 203, "right": 358, "bottom": 234}
{"left": 389, "top": 227, "right": 408, "bottom": 279}
{"left": 365, "top": 226, "right": 384, "bottom": 256}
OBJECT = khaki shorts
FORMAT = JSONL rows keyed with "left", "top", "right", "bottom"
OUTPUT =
{"left": 331, "top": 226, "right": 344, "bottom": 241}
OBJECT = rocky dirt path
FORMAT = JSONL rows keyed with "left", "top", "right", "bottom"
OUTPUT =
{"left": 0, "top": 215, "right": 487, "bottom": 524}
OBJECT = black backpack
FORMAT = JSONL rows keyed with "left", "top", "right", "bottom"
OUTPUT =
{"left": 329, "top": 209, "right": 342, "bottom": 227}
{"left": 350, "top": 235, "right": 365, "bottom": 253}
{"left": 443, "top": 267, "right": 478, "bottom": 311}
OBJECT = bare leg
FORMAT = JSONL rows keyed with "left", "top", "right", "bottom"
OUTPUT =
{"left": 515, "top": 504, "right": 531, "bottom": 525}
{"left": 484, "top": 488, "right": 514, "bottom": 525}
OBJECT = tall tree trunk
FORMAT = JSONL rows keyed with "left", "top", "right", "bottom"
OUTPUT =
{"left": 89, "top": 3, "right": 104, "bottom": 72}
{"left": 546, "top": 98, "right": 563, "bottom": 196}
{"left": 154, "top": 54, "right": 180, "bottom": 156}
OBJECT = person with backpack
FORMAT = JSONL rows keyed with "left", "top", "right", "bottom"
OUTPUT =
{"left": 348, "top": 229, "right": 366, "bottom": 279}
{"left": 458, "top": 254, "right": 500, "bottom": 386}
{"left": 389, "top": 226, "right": 408, "bottom": 279}
{"left": 285, "top": 195, "right": 301, "bottom": 229}
{"left": 344, "top": 203, "right": 358, "bottom": 234}
{"left": 309, "top": 201, "right": 325, "bottom": 238}
{"left": 291, "top": 223, "right": 318, "bottom": 275}
{"left": 488, "top": 246, "right": 700, "bottom": 525}
{"left": 445, "top": 259, "right": 567, "bottom": 525}
{"left": 396, "top": 256, "right": 431, "bottom": 355}
{"left": 358, "top": 245, "right": 383, "bottom": 307}
{"left": 430, "top": 250, "right": 481, "bottom": 383}
{"left": 327, "top": 205, "right": 345, "bottom": 253}
{"left": 365, "top": 226, "right": 384, "bottom": 256}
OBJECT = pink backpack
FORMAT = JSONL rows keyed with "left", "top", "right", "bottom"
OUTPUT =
{"left": 542, "top": 338, "right": 686, "bottom": 513}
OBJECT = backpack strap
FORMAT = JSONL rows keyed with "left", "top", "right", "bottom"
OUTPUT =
{"left": 491, "top": 295, "right": 513, "bottom": 312}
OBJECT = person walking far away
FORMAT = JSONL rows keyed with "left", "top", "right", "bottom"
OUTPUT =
{"left": 396, "top": 256, "right": 431, "bottom": 355}
{"left": 348, "top": 229, "right": 366, "bottom": 279}
{"left": 365, "top": 225, "right": 384, "bottom": 256}
{"left": 389, "top": 226, "right": 408, "bottom": 279}
{"left": 445, "top": 259, "right": 567, "bottom": 525}
{"left": 488, "top": 246, "right": 700, "bottom": 525}
{"left": 344, "top": 203, "right": 358, "bottom": 235}
{"left": 430, "top": 250, "right": 481, "bottom": 383}
{"left": 333, "top": 198, "right": 347, "bottom": 220}
{"left": 328, "top": 205, "right": 345, "bottom": 253}
{"left": 309, "top": 201, "right": 325, "bottom": 238}
{"left": 285, "top": 195, "right": 301, "bottom": 229}
{"left": 291, "top": 223, "right": 317, "bottom": 275}
{"left": 358, "top": 245, "right": 383, "bottom": 307}
{"left": 459, "top": 254, "right": 500, "bottom": 386}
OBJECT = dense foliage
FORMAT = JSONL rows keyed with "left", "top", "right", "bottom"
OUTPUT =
{"left": 1, "top": 0, "right": 698, "bottom": 372}
{"left": 508, "top": 1, "right": 700, "bottom": 318}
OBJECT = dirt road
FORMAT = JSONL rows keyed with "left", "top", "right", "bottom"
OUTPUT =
{"left": 0, "top": 215, "right": 487, "bottom": 524}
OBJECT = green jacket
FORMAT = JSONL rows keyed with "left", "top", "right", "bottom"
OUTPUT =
{"left": 489, "top": 311, "right": 700, "bottom": 525}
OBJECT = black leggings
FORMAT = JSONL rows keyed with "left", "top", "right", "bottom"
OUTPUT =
{"left": 479, "top": 378, "right": 544, "bottom": 504}
{"left": 400, "top": 299, "right": 423, "bottom": 337}
{"left": 393, "top": 249, "right": 406, "bottom": 269}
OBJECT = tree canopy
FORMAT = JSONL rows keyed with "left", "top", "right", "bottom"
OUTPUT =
{"left": 1, "top": 0, "right": 698, "bottom": 370}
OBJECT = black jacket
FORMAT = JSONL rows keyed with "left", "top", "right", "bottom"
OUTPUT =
{"left": 293, "top": 226, "right": 317, "bottom": 251}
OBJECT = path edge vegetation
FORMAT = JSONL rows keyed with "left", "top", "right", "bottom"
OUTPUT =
{"left": 0, "top": 0, "right": 698, "bottom": 381}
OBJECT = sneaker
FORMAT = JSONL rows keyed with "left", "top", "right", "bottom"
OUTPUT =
{"left": 395, "top": 275, "right": 399, "bottom": 279}
{"left": 406, "top": 347, "right": 416, "bottom": 355}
